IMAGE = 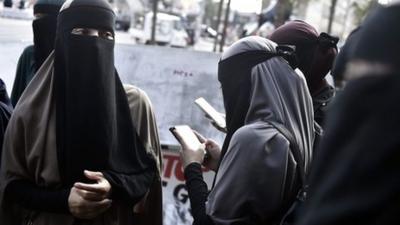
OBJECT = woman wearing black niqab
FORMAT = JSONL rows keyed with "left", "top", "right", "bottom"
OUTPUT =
{"left": 11, "top": 0, "right": 65, "bottom": 106}
{"left": 296, "top": 4, "right": 400, "bottom": 225}
{"left": 176, "top": 36, "right": 315, "bottom": 225}
{"left": 0, "top": 0, "right": 159, "bottom": 224}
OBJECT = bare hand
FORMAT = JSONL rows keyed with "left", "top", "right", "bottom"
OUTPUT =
{"left": 205, "top": 113, "right": 227, "bottom": 133}
{"left": 172, "top": 129, "right": 206, "bottom": 169}
{"left": 68, "top": 170, "right": 112, "bottom": 219}
{"left": 193, "top": 131, "right": 221, "bottom": 171}
{"left": 68, "top": 187, "right": 112, "bottom": 219}
{"left": 74, "top": 170, "right": 112, "bottom": 200}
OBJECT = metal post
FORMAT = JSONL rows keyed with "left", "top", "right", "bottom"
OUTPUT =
{"left": 327, "top": 0, "right": 337, "bottom": 34}
{"left": 213, "top": 0, "right": 224, "bottom": 52}
{"left": 219, "top": 0, "right": 231, "bottom": 52}
{"left": 151, "top": 0, "right": 159, "bottom": 45}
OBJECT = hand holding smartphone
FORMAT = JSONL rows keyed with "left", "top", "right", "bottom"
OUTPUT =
{"left": 169, "top": 125, "right": 204, "bottom": 151}
{"left": 194, "top": 97, "right": 226, "bottom": 131}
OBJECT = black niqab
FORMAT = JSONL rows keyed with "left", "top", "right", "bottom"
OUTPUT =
{"left": 32, "top": 3, "right": 61, "bottom": 71}
{"left": 54, "top": 0, "right": 154, "bottom": 201}
{"left": 351, "top": 4, "right": 400, "bottom": 70}
{"left": 217, "top": 37, "right": 298, "bottom": 176}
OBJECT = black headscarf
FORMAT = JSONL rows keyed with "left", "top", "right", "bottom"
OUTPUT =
{"left": 216, "top": 37, "right": 303, "bottom": 177}
{"left": 54, "top": 0, "right": 154, "bottom": 201}
{"left": 32, "top": 0, "right": 64, "bottom": 71}
{"left": 330, "top": 27, "right": 361, "bottom": 88}
{"left": 270, "top": 20, "right": 338, "bottom": 95}
{"left": 296, "top": 4, "right": 400, "bottom": 225}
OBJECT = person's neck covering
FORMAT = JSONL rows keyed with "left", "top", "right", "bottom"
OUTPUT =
{"left": 296, "top": 4, "right": 400, "bottom": 225}
{"left": 32, "top": 0, "right": 65, "bottom": 71}
{"left": 218, "top": 36, "right": 280, "bottom": 165}
{"left": 54, "top": 0, "right": 153, "bottom": 186}
{"left": 218, "top": 36, "right": 314, "bottom": 174}
{"left": 270, "top": 20, "right": 338, "bottom": 95}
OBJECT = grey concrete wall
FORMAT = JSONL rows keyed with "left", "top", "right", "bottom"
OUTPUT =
{"left": 0, "top": 42, "right": 226, "bottom": 145}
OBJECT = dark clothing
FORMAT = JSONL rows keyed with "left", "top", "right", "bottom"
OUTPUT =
{"left": 54, "top": 0, "right": 155, "bottom": 202}
{"left": 351, "top": 5, "right": 400, "bottom": 71}
{"left": 11, "top": 45, "right": 36, "bottom": 107}
{"left": 297, "top": 73, "right": 400, "bottom": 225}
{"left": 11, "top": 2, "right": 63, "bottom": 107}
{"left": 0, "top": 1, "right": 158, "bottom": 224}
{"left": 33, "top": 14, "right": 58, "bottom": 71}
{"left": 184, "top": 163, "right": 214, "bottom": 225}
{"left": 0, "top": 79, "right": 13, "bottom": 165}
{"left": 185, "top": 36, "right": 314, "bottom": 225}
{"left": 270, "top": 20, "right": 338, "bottom": 95}
{"left": 312, "top": 84, "right": 335, "bottom": 126}
{"left": 5, "top": 180, "right": 69, "bottom": 213}
{"left": 297, "top": 5, "right": 400, "bottom": 225}
{"left": 331, "top": 28, "right": 361, "bottom": 86}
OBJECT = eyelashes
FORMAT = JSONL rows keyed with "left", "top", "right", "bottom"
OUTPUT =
{"left": 71, "top": 28, "right": 114, "bottom": 40}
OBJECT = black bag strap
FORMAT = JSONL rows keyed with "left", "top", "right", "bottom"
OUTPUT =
{"left": 267, "top": 121, "right": 306, "bottom": 191}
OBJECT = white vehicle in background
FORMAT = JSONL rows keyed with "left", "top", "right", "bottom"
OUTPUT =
{"left": 130, "top": 12, "right": 188, "bottom": 48}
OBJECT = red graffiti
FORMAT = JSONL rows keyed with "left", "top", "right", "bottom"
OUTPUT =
{"left": 162, "top": 152, "right": 210, "bottom": 182}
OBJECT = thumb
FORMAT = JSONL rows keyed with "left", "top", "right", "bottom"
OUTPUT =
{"left": 84, "top": 170, "right": 103, "bottom": 181}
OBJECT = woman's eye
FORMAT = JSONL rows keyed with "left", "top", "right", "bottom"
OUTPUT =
{"left": 100, "top": 31, "right": 114, "bottom": 40}
{"left": 71, "top": 28, "right": 84, "bottom": 35}
{"left": 71, "top": 28, "right": 114, "bottom": 40}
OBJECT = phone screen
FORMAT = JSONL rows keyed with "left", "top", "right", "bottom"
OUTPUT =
{"left": 195, "top": 97, "right": 226, "bottom": 129}
{"left": 169, "top": 125, "right": 202, "bottom": 151}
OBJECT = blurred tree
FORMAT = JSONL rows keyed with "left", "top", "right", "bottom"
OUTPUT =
{"left": 219, "top": 0, "right": 231, "bottom": 52}
{"left": 203, "top": 0, "right": 221, "bottom": 28}
{"left": 327, "top": 0, "right": 337, "bottom": 33}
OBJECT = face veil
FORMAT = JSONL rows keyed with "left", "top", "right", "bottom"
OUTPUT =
{"left": 54, "top": 0, "right": 154, "bottom": 187}
{"left": 32, "top": 1, "right": 62, "bottom": 71}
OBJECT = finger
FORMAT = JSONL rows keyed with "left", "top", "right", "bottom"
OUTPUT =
{"left": 74, "top": 182, "right": 107, "bottom": 194}
{"left": 192, "top": 130, "right": 206, "bottom": 143}
{"left": 84, "top": 170, "right": 103, "bottom": 181}
{"left": 205, "top": 139, "right": 218, "bottom": 147}
{"left": 75, "top": 188, "right": 106, "bottom": 201}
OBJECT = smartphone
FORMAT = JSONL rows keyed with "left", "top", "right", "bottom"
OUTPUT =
{"left": 169, "top": 125, "right": 203, "bottom": 151}
{"left": 194, "top": 97, "right": 226, "bottom": 129}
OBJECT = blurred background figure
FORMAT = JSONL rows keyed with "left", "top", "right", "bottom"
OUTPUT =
{"left": 3, "top": 0, "right": 13, "bottom": 7}
{"left": 296, "top": 3, "right": 400, "bottom": 225}
{"left": 270, "top": 20, "right": 338, "bottom": 126}
{"left": 10, "top": 0, "right": 65, "bottom": 107}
